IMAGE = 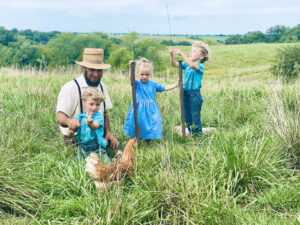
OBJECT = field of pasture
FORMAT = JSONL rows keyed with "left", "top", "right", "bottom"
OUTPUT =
{"left": 0, "top": 43, "right": 299, "bottom": 224}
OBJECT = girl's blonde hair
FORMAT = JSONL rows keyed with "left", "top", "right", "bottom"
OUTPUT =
{"left": 136, "top": 57, "right": 153, "bottom": 74}
{"left": 82, "top": 87, "right": 105, "bottom": 104}
{"left": 192, "top": 41, "right": 210, "bottom": 63}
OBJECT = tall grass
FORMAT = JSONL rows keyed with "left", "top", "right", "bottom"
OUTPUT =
{"left": 0, "top": 43, "right": 299, "bottom": 224}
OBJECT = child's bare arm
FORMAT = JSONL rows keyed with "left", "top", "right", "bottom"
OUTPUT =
{"left": 172, "top": 48, "right": 199, "bottom": 70}
{"left": 85, "top": 118, "right": 101, "bottom": 130}
{"left": 164, "top": 80, "right": 180, "bottom": 91}
{"left": 169, "top": 47, "right": 179, "bottom": 68}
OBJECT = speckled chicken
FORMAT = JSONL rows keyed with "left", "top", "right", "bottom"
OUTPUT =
{"left": 85, "top": 138, "right": 137, "bottom": 190}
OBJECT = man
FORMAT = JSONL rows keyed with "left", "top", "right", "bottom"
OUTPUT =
{"left": 56, "top": 48, "right": 119, "bottom": 149}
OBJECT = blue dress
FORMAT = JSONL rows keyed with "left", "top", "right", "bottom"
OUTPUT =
{"left": 124, "top": 80, "right": 165, "bottom": 139}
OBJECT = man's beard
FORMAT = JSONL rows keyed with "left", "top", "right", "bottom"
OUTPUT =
{"left": 84, "top": 71, "right": 100, "bottom": 87}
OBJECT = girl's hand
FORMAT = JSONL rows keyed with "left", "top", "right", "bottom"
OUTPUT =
{"left": 85, "top": 118, "right": 93, "bottom": 126}
{"left": 169, "top": 46, "right": 174, "bottom": 54}
{"left": 129, "top": 60, "right": 135, "bottom": 67}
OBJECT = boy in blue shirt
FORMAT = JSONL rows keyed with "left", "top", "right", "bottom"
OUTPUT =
{"left": 169, "top": 42, "right": 210, "bottom": 134}
{"left": 76, "top": 87, "right": 111, "bottom": 164}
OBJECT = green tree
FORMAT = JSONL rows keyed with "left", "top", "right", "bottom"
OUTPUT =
{"left": 12, "top": 40, "right": 39, "bottom": 66}
{"left": 280, "top": 24, "right": 300, "bottom": 42}
{"left": 72, "top": 33, "right": 106, "bottom": 61}
{"left": 266, "top": 25, "right": 288, "bottom": 42}
{"left": 107, "top": 48, "right": 132, "bottom": 71}
{"left": 39, "top": 33, "right": 77, "bottom": 67}
{"left": 122, "top": 32, "right": 139, "bottom": 59}
{"left": 243, "top": 31, "right": 266, "bottom": 43}
{"left": 0, "top": 27, "right": 16, "bottom": 46}
{"left": 0, "top": 44, "right": 14, "bottom": 66}
{"left": 133, "top": 39, "right": 166, "bottom": 71}
{"left": 225, "top": 34, "right": 244, "bottom": 44}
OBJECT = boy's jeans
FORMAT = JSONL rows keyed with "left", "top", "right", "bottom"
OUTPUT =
{"left": 183, "top": 89, "right": 203, "bottom": 134}
{"left": 77, "top": 138, "right": 111, "bottom": 164}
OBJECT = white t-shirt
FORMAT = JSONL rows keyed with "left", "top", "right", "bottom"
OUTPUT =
{"left": 56, "top": 74, "right": 113, "bottom": 135}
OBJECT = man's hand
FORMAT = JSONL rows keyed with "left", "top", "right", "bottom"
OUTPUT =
{"left": 105, "top": 132, "right": 119, "bottom": 149}
{"left": 68, "top": 118, "right": 81, "bottom": 131}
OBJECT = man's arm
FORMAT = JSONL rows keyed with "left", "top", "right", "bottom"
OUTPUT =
{"left": 56, "top": 111, "right": 80, "bottom": 131}
{"left": 104, "top": 113, "right": 119, "bottom": 149}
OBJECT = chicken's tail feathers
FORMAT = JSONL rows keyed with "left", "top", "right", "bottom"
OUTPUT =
{"left": 120, "top": 138, "right": 137, "bottom": 162}
{"left": 131, "top": 138, "right": 137, "bottom": 148}
{"left": 86, "top": 152, "right": 103, "bottom": 180}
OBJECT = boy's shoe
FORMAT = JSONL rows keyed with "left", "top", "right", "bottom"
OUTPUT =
{"left": 174, "top": 126, "right": 190, "bottom": 136}
{"left": 174, "top": 126, "right": 217, "bottom": 136}
{"left": 202, "top": 127, "right": 217, "bottom": 134}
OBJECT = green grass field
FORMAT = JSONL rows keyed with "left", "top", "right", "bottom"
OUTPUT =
{"left": 0, "top": 43, "right": 299, "bottom": 224}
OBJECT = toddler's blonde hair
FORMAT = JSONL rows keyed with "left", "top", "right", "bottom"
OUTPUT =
{"left": 136, "top": 57, "right": 153, "bottom": 74}
{"left": 192, "top": 41, "right": 210, "bottom": 63}
{"left": 82, "top": 87, "right": 105, "bottom": 104}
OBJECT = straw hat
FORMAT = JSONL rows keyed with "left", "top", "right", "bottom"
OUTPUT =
{"left": 75, "top": 48, "right": 111, "bottom": 70}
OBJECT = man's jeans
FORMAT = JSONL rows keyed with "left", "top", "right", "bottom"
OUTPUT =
{"left": 77, "top": 138, "right": 111, "bottom": 164}
{"left": 183, "top": 89, "right": 203, "bottom": 134}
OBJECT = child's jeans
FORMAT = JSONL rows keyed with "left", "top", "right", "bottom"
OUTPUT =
{"left": 183, "top": 89, "right": 203, "bottom": 134}
{"left": 77, "top": 138, "right": 111, "bottom": 164}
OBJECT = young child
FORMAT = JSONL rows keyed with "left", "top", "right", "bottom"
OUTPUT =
{"left": 76, "top": 87, "right": 111, "bottom": 164}
{"left": 169, "top": 41, "right": 210, "bottom": 134}
{"left": 124, "top": 58, "right": 179, "bottom": 146}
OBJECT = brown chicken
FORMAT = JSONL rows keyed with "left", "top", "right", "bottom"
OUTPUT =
{"left": 85, "top": 138, "right": 137, "bottom": 190}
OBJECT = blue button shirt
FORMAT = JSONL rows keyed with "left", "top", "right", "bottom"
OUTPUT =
{"left": 181, "top": 62, "right": 204, "bottom": 90}
{"left": 76, "top": 112, "right": 106, "bottom": 148}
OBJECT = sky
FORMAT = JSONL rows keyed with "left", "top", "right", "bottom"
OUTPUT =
{"left": 0, "top": 0, "right": 299, "bottom": 35}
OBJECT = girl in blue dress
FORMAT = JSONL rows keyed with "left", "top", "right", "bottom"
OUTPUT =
{"left": 124, "top": 58, "right": 179, "bottom": 146}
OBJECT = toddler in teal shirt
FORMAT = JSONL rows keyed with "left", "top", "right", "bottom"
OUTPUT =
{"left": 76, "top": 87, "right": 111, "bottom": 163}
{"left": 169, "top": 42, "right": 210, "bottom": 134}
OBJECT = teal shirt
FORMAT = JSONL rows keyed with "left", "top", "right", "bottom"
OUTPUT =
{"left": 181, "top": 62, "right": 204, "bottom": 90}
{"left": 76, "top": 112, "right": 106, "bottom": 148}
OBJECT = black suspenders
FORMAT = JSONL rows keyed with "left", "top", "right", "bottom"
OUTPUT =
{"left": 99, "top": 83, "right": 106, "bottom": 114}
{"left": 73, "top": 79, "right": 106, "bottom": 114}
{"left": 73, "top": 79, "right": 83, "bottom": 113}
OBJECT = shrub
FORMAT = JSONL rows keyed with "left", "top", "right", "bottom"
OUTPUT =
{"left": 270, "top": 44, "right": 300, "bottom": 80}
{"left": 107, "top": 48, "right": 132, "bottom": 71}
{"left": 201, "top": 38, "right": 220, "bottom": 46}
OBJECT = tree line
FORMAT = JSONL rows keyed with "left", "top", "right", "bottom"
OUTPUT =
{"left": 0, "top": 24, "right": 299, "bottom": 70}
{"left": 0, "top": 27, "right": 167, "bottom": 71}
{"left": 225, "top": 24, "right": 300, "bottom": 44}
